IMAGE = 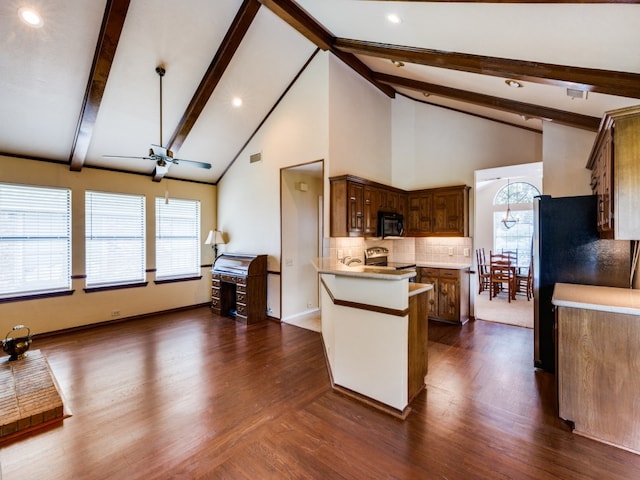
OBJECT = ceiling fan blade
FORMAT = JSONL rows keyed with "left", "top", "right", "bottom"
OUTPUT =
{"left": 103, "top": 154, "right": 154, "bottom": 160}
{"left": 170, "top": 158, "right": 212, "bottom": 169}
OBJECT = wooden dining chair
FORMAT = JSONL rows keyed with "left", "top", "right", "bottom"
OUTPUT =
{"left": 476, "top": 248, "right": 490, "bottom": 294}
{"left": 516, "top": 262, "right": 533, "bottom": 301}
{"left": 489, "top": 251, "right": 515, "bottom": 302}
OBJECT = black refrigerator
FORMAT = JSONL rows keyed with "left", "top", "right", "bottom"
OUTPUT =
{"left": 533, "top": 195, "right": 631, "bottom": 373}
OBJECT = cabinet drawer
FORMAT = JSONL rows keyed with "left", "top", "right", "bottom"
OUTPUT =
{"left": 236, "top": 303, "right": 247, "bottom": 316}
{"left": 221, "top": 274, "right": 245, "bottom": 284}
{"left": 211, "top": 287, "right": 220, "bottom": 299}
{"left": 211, "top": 297, "right": 220, "bottom": 308}
{"left": 237, "top": 283, "right": 246, "bottom": 293}
{"left": 419, "top": 267, "right": 439, "bottom": 277}
{"left": 212, "top": 278, "right": 221, "bottom": 288}
{"left": 237, "top": 292, "right": 246, "bottom": 304}
{"left": 439, "top": 269, "right": 458, "bottom": 279}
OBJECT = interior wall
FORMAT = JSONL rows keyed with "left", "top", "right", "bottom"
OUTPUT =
{"left": 391, "top": 98, "right": 543, "bottom": 192}
{"left": 327, "top": 54, "right": 392, "bottom": 184}
{"left": 216, "top": 51, "right": 330, "bottom": 318}
{"left": 281, "top": 166, "right": 323, "bottom": 321}
{"left": 0, "top": 156, "right": 216, "bottom": 335}
{"left": 542, "top": 122, "right": 596, "bottom": 197}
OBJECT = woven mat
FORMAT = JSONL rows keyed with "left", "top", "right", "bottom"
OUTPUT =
{"left": 0, "top": 349, "right": 67, "bottom": 441}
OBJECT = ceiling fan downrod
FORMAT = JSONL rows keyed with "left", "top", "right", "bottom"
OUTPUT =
{"left": 156, "top": 65, "right": 165, "bottom": 148}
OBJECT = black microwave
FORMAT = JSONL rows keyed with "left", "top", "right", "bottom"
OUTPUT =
{"left": 377, "top": 211, "right": 404, "bottom": 238}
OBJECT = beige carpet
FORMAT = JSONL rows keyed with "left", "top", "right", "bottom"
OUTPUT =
{"left": 475, "top": 290, "right": 534, "bottom": 328}
{"left": 0, "top": 349, "right": 68, "bottom": 442}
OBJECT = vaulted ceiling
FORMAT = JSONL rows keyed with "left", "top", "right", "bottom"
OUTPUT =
{"left": 2, "top": 0, "right": 639, "bottom": 184}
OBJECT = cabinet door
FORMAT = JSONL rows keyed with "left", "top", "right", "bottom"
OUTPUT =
{"left": 385, "top": 190, "right": 399, "bottom": 212}
{"left": 407, "top": 192, "right": 433, "bottom": 236}
{"left": 418, "top": 268, "right": 438, "bottom": 317}
{"left": 598, "top": 131, "right": 613, "bottom": 235}
{"left": 348, "top": 182, "right": 364, "bottom": 235}
{"left": 363, "top": 185, "right": 377, "bottom": 236}
{"left": 433, "top": 190, "right": 464, "bottom": 236}
{"left": 438, "top": 275, "right": 460, "bottom": 322}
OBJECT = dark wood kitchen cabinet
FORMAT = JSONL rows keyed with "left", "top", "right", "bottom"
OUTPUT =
{"left": 330, "top": 175, "right": 406, "bottom": 237}
{"left": 418, "top": 266, "right": 470, "bottom": 325}
{"left": 587, "top": 105, "right": 640, "bottom": 240}
{"left": 407, "top": 186, "right": 469, "bottom": 237}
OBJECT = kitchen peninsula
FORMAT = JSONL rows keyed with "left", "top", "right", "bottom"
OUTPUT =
{"left": 313, "top": 258, "right": 433, "bottom": 418}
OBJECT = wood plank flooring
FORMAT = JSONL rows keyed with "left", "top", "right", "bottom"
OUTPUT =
{"left": 1, "top": 307, "right": 640, "bottom": 479}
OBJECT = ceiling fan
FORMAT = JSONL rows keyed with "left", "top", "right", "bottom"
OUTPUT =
{"left": 103, "top": 65, "right": 211, "bottom": 175}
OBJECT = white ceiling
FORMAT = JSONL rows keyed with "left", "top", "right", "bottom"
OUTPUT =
{"left": 1, "top": 0, "right": 639, "bottom": 184}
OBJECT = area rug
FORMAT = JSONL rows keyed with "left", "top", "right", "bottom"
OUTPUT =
{"left": 0, "top": 349, "right": 69, "bottom": 442}
{"left": 475, "top": 290, "right": 534, "bottom": 329}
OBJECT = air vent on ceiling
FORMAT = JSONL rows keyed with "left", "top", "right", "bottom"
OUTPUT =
{"left": 566, "top": 88, "right": 587, "bottom": 100}
{"left": 250, "top": 152, "right": 262, "bottom": 164}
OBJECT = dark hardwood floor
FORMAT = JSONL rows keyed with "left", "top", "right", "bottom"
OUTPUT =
{"left": 2, "top": 307, "right": 640, "bottom": 479}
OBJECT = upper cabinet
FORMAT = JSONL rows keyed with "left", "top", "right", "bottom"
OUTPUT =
{"left": 330, "top": 175, "right": 469, "bottom": 238}
{"left": 330, "top": 175, "right": 406, "bottom": 238}
{"left": 407, "top": 185, "right": 469, "bottom": 237}
{"left": 587, "top": 105, "right": 640, "bottom": 240}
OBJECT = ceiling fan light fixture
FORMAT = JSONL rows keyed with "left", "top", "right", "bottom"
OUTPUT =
{"left": 18, "top": 7, "right": 43, "bottom": 28}
{"left": 505, "top": 79, "right": 522, "bottom": 89}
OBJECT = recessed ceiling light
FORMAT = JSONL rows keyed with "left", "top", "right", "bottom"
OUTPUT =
{"left": 391, "top": 59, "right": 404, "bottom": 68}
{"left": 505, "top": 79, "right": 523, "bottom": 88}
{"left": 423, "top": 92, "right": 431, "bottom": 98}
{"left": 18, "top": 7, "right": 43, "bottom": 28}
{"left": 387, "top": 14, "right": 401, "bottom": 24}
{"left": 232, "top": 97, "right": 242, "bottom": 107}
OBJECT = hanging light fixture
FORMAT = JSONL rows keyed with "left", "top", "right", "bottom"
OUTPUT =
{"left": 502, "top": 179, "right": 518, "bottom": 229}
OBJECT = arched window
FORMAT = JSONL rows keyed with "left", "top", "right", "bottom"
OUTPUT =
{"left": 493, "top": 181, "right": 540, "bottom": 268}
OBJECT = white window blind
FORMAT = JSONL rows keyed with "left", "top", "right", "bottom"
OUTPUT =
{"left": 155, "top": 197, "right": 201, "bottom": 279}
{"left": 86, "top": 191, "right": 145, "bottom": 288}
{"left": 0, "top": 183, "right": 71, "bottom": 298}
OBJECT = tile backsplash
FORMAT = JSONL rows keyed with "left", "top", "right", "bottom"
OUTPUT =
{"left": 326, "top": 236, "right": 473, "bottom": 265}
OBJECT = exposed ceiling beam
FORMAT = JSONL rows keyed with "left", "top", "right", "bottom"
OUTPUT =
{"left": 153, "top": 0, "right": 262, "bottom": 182}
{"left": 69, "top": 0, "right": 130, "bottom": 172}
{"left": 374, "top": 72, "right": 601, "bottom": 131}
{"left": 335, "top": 38, "right": 640, "bottom": 99}
{"left": 363, "top": 0, "right": 640, "bottom": 3}
{"left": 258, "top": 0, "right": 395, "bottom": 98}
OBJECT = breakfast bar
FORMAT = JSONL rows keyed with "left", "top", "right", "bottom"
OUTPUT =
{"left": 553, "top": 283, "right": 640, "bottom": 454}
{"left": 313, "top": 258, "right": 433, "bottom": 418}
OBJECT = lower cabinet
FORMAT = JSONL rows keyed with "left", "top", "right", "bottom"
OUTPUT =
{"left": 418, "top": 267, "right": 470, "bottom": 324}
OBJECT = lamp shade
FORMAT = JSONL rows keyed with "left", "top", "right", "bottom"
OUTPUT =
{"left": 213, "top": 230, "right": 226, "bottom": 245}
{"left": 205, "top": 230, "right": 226, "bottom": 245}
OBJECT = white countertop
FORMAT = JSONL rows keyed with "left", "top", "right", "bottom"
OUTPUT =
{"left": 409, "top": 282, "right": 433, "bottom": 297}
{"left": 416, "top": 262, "right": 471, "bottom": 270}
{"left": 313, "top": 258, "right": 416, "bottom": 280}
{"left": 552, "top": 283, "right": 640, "bottom": 316}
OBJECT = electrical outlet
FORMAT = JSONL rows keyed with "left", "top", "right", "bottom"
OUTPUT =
{"left": 285, "top": 258, "right": 294, "bottom": 267}
{"left": 448, "top": 247, "right": 454, "bottom": 256}
{"left": 463, "top": 248, "right": 470, "bottom": 257}
{"left": 337, "top": 249, "right": 343, "bottom": 260}
{"left": 111, "top": 310, "right": 120, "bottom": 317}
{"left": 307, "top": 302, "right": 312, "bottom": 309}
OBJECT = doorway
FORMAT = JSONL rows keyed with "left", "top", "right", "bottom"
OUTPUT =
{"left": 474, "top": 162, "right": 542, "bottom": 328}
{"left": 280, "top": 160, "right": 323, "bottom": 332}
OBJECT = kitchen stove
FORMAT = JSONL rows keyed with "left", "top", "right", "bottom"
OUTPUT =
{"left": 364, "top": 247, "right": 417, "bottom": 277}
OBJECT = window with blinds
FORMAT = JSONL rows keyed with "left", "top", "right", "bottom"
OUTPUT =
{"left": 155, "top": 198, "right": 201, "bottom": 280}
{"left": 0, "top": 183, "right": 71, "bottom": 298}
{"left": 86, "top": 191, "right": 146, "bottom": 288}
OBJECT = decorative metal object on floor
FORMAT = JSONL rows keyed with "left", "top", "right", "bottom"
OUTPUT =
{"left": 2, "top": 325, "right": 32, "bottom": 361}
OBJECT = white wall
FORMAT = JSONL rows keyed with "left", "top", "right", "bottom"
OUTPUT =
{"left": 542, "top": 122, "right": 596, "bottom": 197}
{"left": 392, "top": 97, "right": 543, "bottom": 191}
{"left": 0, "top": 156, "right": 216, "bottom": 335}
{"left": 328, "top": 55, "right": 392, "bottom": 184}
{"left": 217, "top": 52, "right": 330, "bottom": 317}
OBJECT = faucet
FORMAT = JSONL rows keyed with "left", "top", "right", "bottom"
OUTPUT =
{"left": 339, "top": 256, "right": 362, "bottom": 266}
